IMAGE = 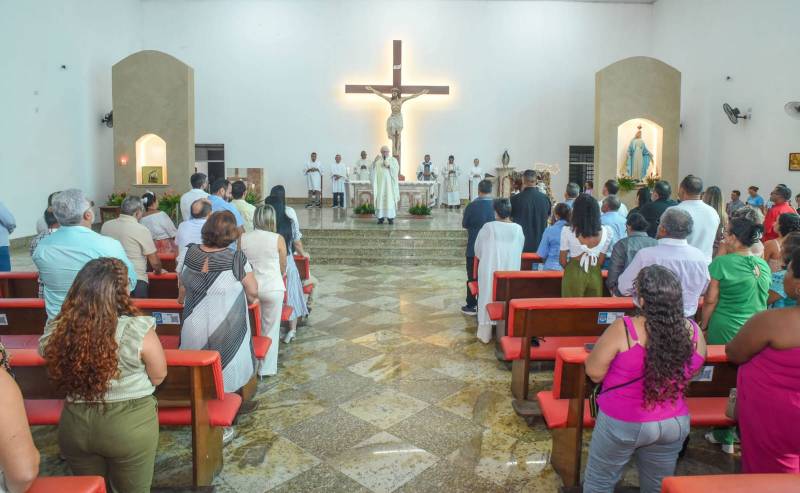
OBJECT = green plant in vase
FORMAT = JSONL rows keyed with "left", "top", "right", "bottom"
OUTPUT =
{"left": 645, "top": 175, "right": 661, "bottom": 189}
{"left": 354, "top": 202, "right": 375, "bottom": 215}
{"left": 617, "top": 177, "right": 638, "bottom": 193}
{"left": 106, "top": 192, "right": 127, "bottom": 207}
{"left": 245, "top": 190, "right": 261, "bottom": 205}
{"left": 158, "top": 190, "right": 182, "bottom": 222}
{"left": 409, "top": 202, "right": 432, "bottom": 216}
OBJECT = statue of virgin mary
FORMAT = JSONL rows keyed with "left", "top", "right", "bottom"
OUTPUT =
{"left": 623, "top": 126, "right": 655, "bottom": 180}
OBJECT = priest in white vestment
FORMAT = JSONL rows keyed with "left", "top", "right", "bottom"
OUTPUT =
{"left": 352, "top": 150, "right": 372, "bottom": 182}
{"left": 304, "top": 152, "right": 323, "bottom": 208}
{"left": 373, "top": 146, "right": 400, "bottom": 225}
{"left": 330, "top": 154, "right": 347, "bottom": 208}
{"left": 442, "top": 155, "right": 461, "bottom": 209}
{"left": 474, "top": 198, "right": 525, "bottom": 343}
{"left": 469, "top": 158, "right": 484, "bottom": 200}
{"left": 417, "top": 154, "right": 438, "bottom": 206}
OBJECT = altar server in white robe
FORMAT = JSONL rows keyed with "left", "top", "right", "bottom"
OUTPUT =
{"left": 442, "top": 155, "right": 461, "bottom": 209}
{"left": 469, "top": 158, "right": 484, "bottom": 200}
{"left": 474, "top": 198, "right": 525, "bottom": 343}
{"left": 373, "top": 145, "right": 400, "bottom": 225}
{"left": 417, "top": 154, "right": 438, "bottom": 206}
{"left": 330, "top": 154, "right": 347, "bottom": 208}
{"left": 352, "top": 150, "right": 372, "bottom": 182}
{"left": 304, "top": 152, "right": 323, "bottom": 208}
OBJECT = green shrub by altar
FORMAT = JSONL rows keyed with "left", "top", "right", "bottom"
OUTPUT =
{"left": 245, "top": 190, "right": 261, "bottom": 205}
{"left": 106, "top": 192, "right": 127, "bottom": 206}
{"left": 409, "top": 203, "right": 432, "bottom": 216}
{"left": 158, "top": 191, "right": 181, "bottom": 222}
{"left": 354, "top": 203, "right": 375, "bottom": 215}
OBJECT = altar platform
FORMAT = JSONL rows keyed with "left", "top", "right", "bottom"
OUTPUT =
{"left": 292, "top": 207, "right": 467, "bottom": 265}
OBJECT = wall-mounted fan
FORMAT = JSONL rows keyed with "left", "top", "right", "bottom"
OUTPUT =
{"left": 101, "top": 110, "right": 113, "bottom": 128}
{"left": 785, "top": 102, "right": 800, "bottom": 120}
{"left": 723, "top": 103, "right": 749, "bottom": 124}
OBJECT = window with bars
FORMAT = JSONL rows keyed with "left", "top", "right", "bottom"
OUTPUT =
{"left": 568, "top": 145, "right": 594, "bottom": 192}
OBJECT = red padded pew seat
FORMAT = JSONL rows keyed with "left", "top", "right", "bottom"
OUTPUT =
{"left": 253, "top": 336, "right": 271, "bottom": 360}
{"left": 486, "top": 302, "right": 504, "bottom": 321}
{"left": 0, "top": 334, "right": 40, "bottom": 349}
{"left": 281, "top": 305, "right": 293, "bottom": 322}
{"left": 500, "top": 335, "right": 598, "bottom": 361}
{"left": 27, "top": 476, "right": 107, "bottom": 493}
{"left": 158, "top": 396, "right": 241, "bottom": 427}
{"left": 661, "top": 474, "right": 800, "bottom": 493}
{"left": 24, "top": 399, "right": 63, "bottom": 426}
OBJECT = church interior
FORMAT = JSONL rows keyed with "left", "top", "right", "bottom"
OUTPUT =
{"left": 3, "top": 0, "right": 800, "bottom": 492}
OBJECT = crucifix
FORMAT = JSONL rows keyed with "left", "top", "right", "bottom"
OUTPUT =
{"left": 345, "top": 40, "right": 450, "bottom": 165}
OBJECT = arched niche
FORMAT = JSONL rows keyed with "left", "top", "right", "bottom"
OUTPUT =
{"left": 136, "top": 133, "right": 167, "bottom": 185}
{"left": 595, "top": 56, "right": 681, "bottom": 203}
{"left": 616, "top": 118, "right": 663, "bottom": 180}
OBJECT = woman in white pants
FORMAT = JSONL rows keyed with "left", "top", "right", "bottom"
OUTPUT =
{"left": 241, "top": 205, "right": 287, "bottom": 376}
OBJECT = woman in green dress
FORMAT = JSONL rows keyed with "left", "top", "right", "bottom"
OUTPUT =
{"left": 700, "top": 216, "right": 771, "bottom": 452}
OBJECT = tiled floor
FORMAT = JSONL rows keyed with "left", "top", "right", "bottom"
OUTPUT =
{"left": 21, "top": 256, "right": 738, "bottom": 492}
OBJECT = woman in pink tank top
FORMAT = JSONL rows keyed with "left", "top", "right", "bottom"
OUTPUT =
{"left": 726, "top": 248, "right": 800, "bottom": 473}
{"left": 583, "top": 265, "right": 707, "bottom": 493}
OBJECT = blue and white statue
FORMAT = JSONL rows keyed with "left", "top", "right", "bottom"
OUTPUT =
{"left": 624, "top": 125, "right": 655, "bottom": 180}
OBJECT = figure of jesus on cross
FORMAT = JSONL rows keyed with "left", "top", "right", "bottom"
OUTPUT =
{"left": 345, "top": 40, "right": 449, "bottom": 165}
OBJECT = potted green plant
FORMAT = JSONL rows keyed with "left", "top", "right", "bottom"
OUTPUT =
{"left": 100, "top": 192, "right": 126, "bottom": 223}
{"left": 245, "top": 190, "right": 261, "bottom": 206}
{"left": 617, "top": 177, "right": 638, "bottom": 193}
{"left": 353, "top": 202, "right": 375, "bottom": 217}
{"left": 158, "top": 190, "right": 182, "bottom": 222}
{"left": 408, "top": 202, "right": 432, "bottom": 218}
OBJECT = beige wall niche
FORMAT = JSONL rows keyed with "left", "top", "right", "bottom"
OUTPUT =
{"left": 594, "top": 56, "right": 680, "bottom": 206}
{"left": 112, "top": 50, "right": 195, "bottom": 196}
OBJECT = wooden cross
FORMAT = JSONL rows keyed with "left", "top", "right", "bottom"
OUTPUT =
{"left": 345, "top": 40, "right": 450, "bottom": 96}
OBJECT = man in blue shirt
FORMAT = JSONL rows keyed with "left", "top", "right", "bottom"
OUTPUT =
{"left": 208, "top": 179, "right": 245, "bottom": 228}
{"left": 461, "top": 180, "right": 495, "bottom": 315}
{"left": 601, "top": 195, "right": 628, "bottom": 249}
{"left": 33, "top": 189, "right": 136, "bottom": 319}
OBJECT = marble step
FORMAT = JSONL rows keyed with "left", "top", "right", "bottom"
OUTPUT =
{"left": 306, "top": 245, "right": 465, "bottom": 258}
{"left": 310, "top": 254, "right": 464, "bottom": 266}
{"left": 301, "top": 229, "right": 466, "bottom": 240}
{"left": 303, "top": 237, "right": 467, "bottom": 249}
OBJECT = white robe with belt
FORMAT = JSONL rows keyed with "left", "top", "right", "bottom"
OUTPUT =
{"left": 442, "top": 163, "right": 461, "bottom": 206}
{"left": 474, "top": 221, "right": 525, "bottom": 343}
{"left": 469, "top": 166, "right": 484, "bottom": 200}
{"left": 373, "top": 156, "right": 400, "bottom": 219}
{"left": 352, "top": 159, "right": 372, "bottom": 182}
{"left": 305, "top": 161, "right": 323, "bottom": 191}
{"left": 330, "top": 162, "right": 347, "bottom": 194}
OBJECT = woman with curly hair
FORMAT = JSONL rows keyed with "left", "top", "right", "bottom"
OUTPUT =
{"left": 763, "top": 212, "right": 800, "bottom": 272}
{"left": 559, "top": 193, "right": 613, "bottom": 296}
{"left": 40, "top": 257, "right": 166, "bottom": 493}
{"left": 583, "top": 265, "right": 707, "bottom": 493}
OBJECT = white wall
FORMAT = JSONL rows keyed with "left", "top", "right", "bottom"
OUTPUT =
{"left": 139, "top": 0, "right": 654, "bottom": 199}
{"left": 1, "top": 0, "right": 142, "bottom": 237}
{"left": 652, "top": 0, "right": 800, "bottom": 196}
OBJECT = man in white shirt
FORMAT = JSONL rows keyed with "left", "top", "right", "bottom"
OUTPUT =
{"left": 176, "top": 198, "right": 211, "bottom": 271}
{"left": 617, "top": 208, "right": 709, "bottom": 317}
{"left": 599, "top": 179, "right": 628, "bottom": 217}
{"left": 674, "top": 174, "right": 720, "bottom": 263}
{"left": 304, "top": 152, "right": 323, "bottom": 208}
{"left": 468, "top": 158, "right": 484, "bottom": 200}
{"left": 352, "top": 151, "right": 371, "bottom": 182}
{"left": 179, "top": 173, "right": 209, "bottom": 222}
{"left": 330, "top": 154, "right": 347, "bottom": 209}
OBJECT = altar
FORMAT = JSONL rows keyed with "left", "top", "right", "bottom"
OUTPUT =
{"left": 349, "top": 181, "right": 437, "bottom": 209}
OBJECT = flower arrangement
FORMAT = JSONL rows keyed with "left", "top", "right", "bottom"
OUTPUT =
{"left": 158, "top": 190, "right": 181, "bottom": 222}
{"left": 645, "top": 175, "right": 661, "bottom": 189}
{"left": 245, "top": 190, "right": 261, "bottom": 206}
{"left": 106, "top": 192, "right": 127, "bottom": 206}
{"left": 409, "top": 203, "right": 432, "bottom": 216}
{"left": 354, "top": 202, "right": 375, "bottom": 215}
{"left": 617, "top": 177, "right": 638, "bottom": 193}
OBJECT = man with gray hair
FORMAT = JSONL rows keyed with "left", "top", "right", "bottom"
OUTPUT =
{"left": 176, "top": 198, "right": 212, "bottom": 271}
{"left": 101, "top": 195, "right": 163, "bottom": 297}
{"left": 373, "top": 145, "right": 400, "bottom": 224}
{"left": 563, "top": 182, "right": 580, "bottom": 208}
{"left": 32, "top": 189, "right": 136, "bottom": 319}
{"left": 617, "top": 207, "right": 709, "bottom": 316}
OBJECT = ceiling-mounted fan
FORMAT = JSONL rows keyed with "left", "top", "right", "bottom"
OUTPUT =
{"left": 723, "top": 103, "right": 750, "bottom": 124}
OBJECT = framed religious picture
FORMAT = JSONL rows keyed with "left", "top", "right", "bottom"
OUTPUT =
{"left": 789, "top": 153, "right": 800, "bottom": 171}
{"left": 142, "top": 166, "right": 164, "bottom": 184}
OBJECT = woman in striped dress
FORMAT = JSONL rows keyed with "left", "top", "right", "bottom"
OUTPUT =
{"left": 178, "top": 211, "right": 258, "bottom": 394}
{"left": 266, "top": 186, "right": 309, "bottom": 343}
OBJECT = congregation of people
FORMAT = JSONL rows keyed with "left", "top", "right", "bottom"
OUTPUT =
{"left": 0, "top": 173, "right": 312, "bottom": 492}
{"left": 460, "top": 172, "right": 800, "bottom": 491}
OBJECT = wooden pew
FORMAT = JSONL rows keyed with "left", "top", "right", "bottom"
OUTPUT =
{"left": 521, "top": 252, "right": 544, "bottom": 270}
{"left": 502, "top": 297, "right": 632, "bottom": 402}
{"left": 0, "top": 272, "right": 39, "bottom": 298}
{"left": 661, "top": 474, "right": 800, "bottom": 493}
{"left": 10, "top": 348, "right": 241, "bottom": 489}
{"left": 540, "top": 346, "right": 737, "bottom": 490}
{"left": 147, "top": 252, "right": 177, "bottom": 272}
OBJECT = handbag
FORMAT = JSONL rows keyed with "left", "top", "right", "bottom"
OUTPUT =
{"left": 725, "top": 388, "right": 737, "bottom": 420}
{"left": 589, "top": 375, "right": 644, "bottom": 419}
